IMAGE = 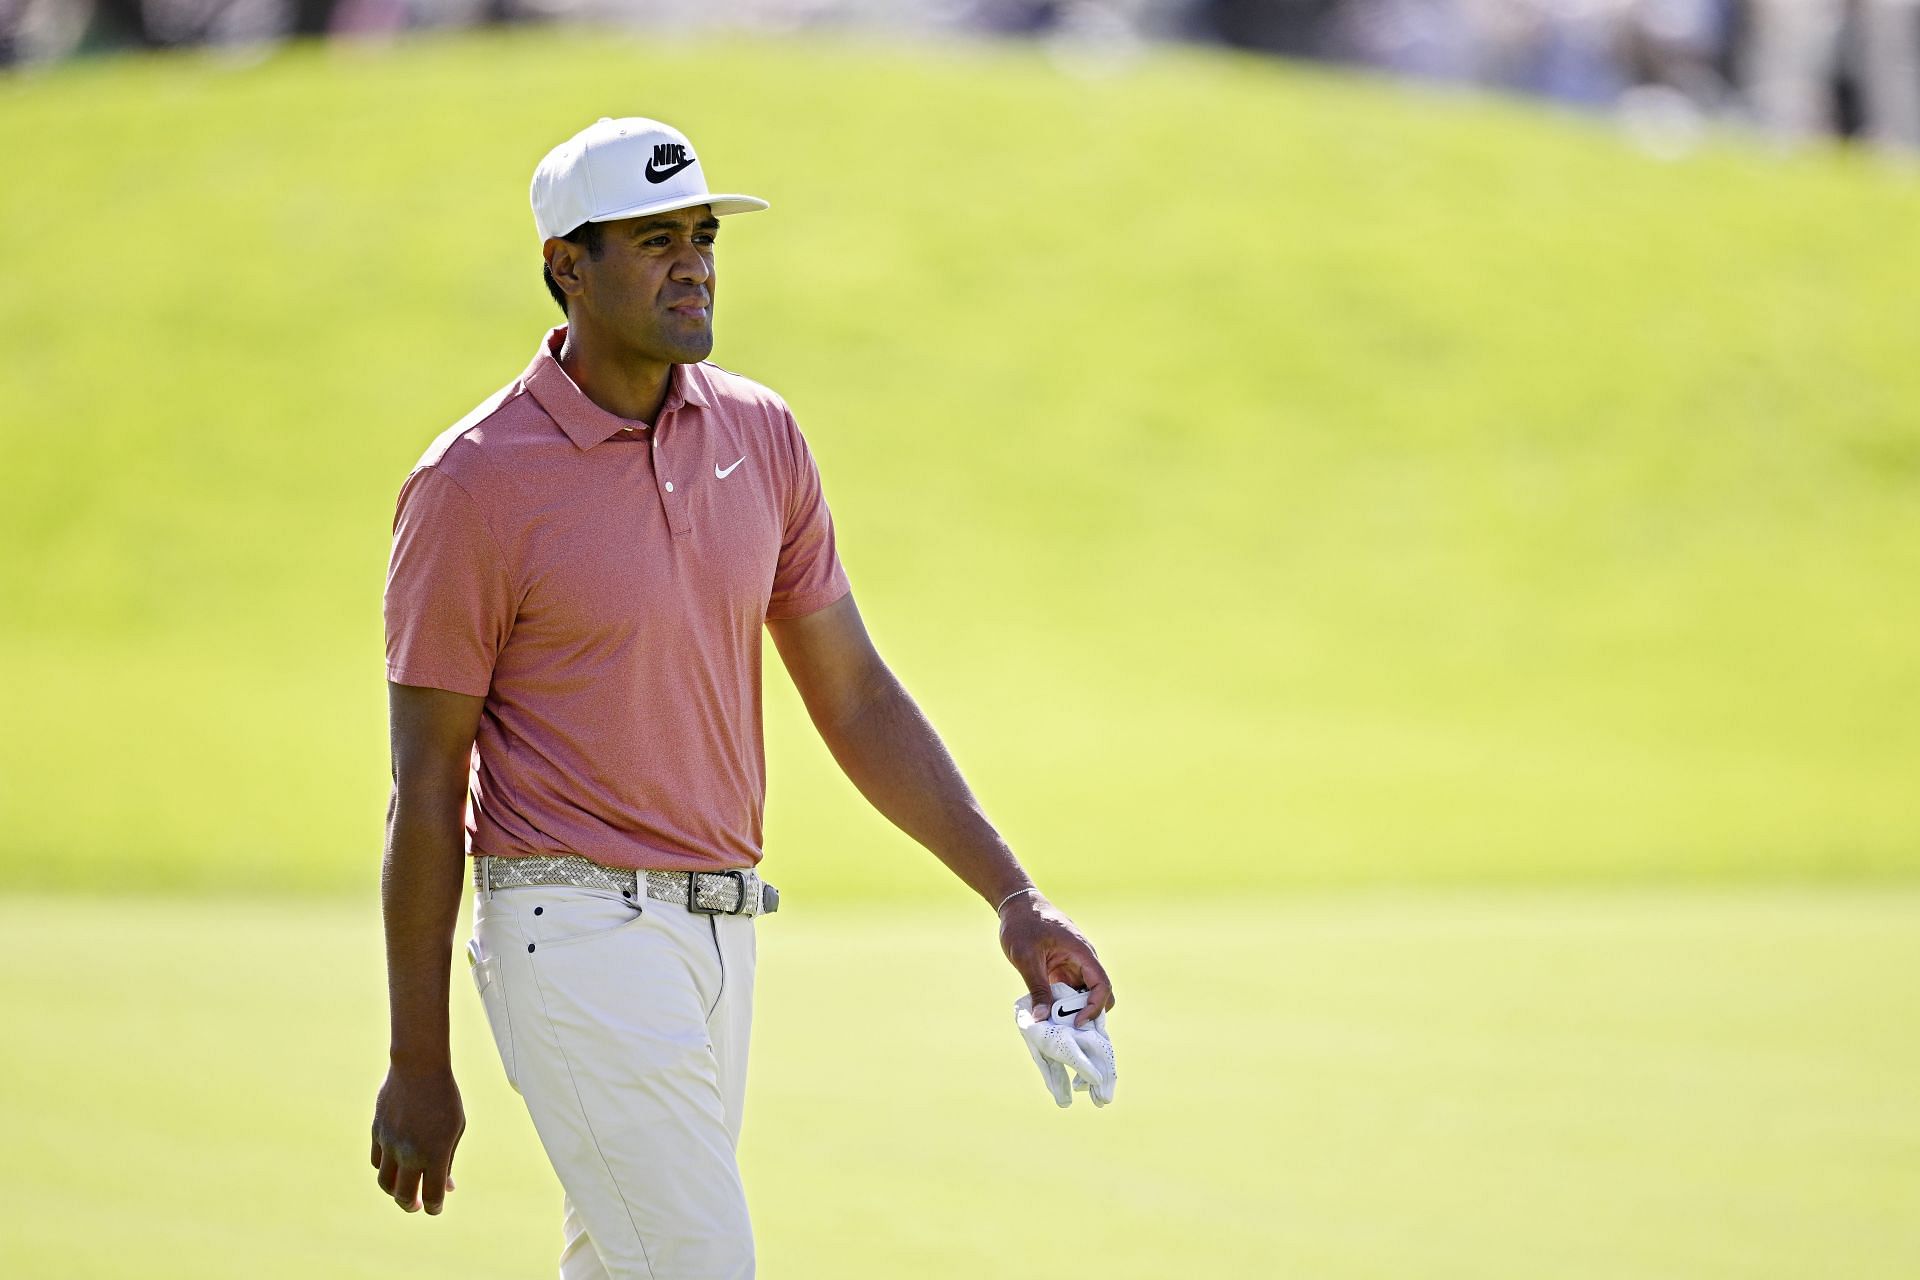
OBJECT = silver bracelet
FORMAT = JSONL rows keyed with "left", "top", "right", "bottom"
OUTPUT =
{"left": 996, "top": 886, "right": 1039, "bottom": 912}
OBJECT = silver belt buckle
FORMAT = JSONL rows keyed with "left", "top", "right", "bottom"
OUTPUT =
{"left": 687, "top": 869, "right": 749, "bottom": 915}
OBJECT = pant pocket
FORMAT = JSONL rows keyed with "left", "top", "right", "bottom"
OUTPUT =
{"left": 467, "top": 937, "right": 520, "bottom": 1095}
{"left": 505, "top": 885, "right": 649, "bottom": 951}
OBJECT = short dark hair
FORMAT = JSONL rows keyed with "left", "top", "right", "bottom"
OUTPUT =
{"left": 543, "top": 221, "right": 605, "bottom": 317}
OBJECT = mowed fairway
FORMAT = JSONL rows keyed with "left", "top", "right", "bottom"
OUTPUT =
{"left": 3, "top": 889, "right": 1916, "bottom": 1278}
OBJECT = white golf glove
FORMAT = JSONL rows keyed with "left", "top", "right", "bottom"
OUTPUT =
{"left": 1014, "top": 981, "right": 1117, "bottom": 1109}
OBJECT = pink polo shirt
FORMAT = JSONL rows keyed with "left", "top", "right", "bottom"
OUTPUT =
{"left": 384, "top": 326, "right": 851, "bottom": 872}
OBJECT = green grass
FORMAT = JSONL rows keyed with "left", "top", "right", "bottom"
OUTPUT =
{"left": 1, "top": 31, "right": 1917, "bottom": 896}
{"left": 5, "top": 38, "right": 1914, "bottom": 1278}
{"left": 2, "top": 889, "right": 1917, "bottom": 1277}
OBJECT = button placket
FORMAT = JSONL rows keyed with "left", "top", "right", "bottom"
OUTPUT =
{"left": 654, "top": 419, "right": 693, "bottom": 535}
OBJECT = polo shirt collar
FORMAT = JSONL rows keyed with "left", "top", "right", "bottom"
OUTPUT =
{"left": 524, "top": 325, "right": 710, "bottom": 451}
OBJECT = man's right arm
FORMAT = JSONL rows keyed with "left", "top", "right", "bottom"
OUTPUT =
{"left": 370, "top": 681, "right": 485, "bottom": 1216}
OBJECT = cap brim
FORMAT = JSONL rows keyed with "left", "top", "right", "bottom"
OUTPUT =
{"left": 587, "top": 192, "right": 769, "bottom": 224}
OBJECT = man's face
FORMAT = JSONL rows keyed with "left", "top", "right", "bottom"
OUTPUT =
{"left": 553, "top": 204, "right": 718, "bottom": 363}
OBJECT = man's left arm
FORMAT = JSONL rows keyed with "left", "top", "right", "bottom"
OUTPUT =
{"left": 767, "top": 592, "right": 1114, "bottom": 1026}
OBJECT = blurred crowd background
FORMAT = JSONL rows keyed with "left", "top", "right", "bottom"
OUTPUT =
{"left": 4, "top": 0, "right": 1917, "bottom": 152}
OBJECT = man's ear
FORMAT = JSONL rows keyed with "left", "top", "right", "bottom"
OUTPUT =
{"left": 544, "top": 237, "right": 586, "bottom": 305}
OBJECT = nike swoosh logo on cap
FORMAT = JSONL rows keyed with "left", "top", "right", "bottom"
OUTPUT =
{"left": 716, "top": 457, "right": 746, "bottom": 479}
{"left": 645, "top": 154, "right": 698, "bottom": 184}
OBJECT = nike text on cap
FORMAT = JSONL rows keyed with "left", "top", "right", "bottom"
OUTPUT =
{"left": 530, "top": 117, "right": 769, "bottom": 242}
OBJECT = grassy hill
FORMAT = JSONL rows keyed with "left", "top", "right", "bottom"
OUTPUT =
{"left": 1, "top": 31, "right": 1915, "bottom": 897}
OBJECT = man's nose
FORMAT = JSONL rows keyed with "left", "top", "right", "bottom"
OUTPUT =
{"left": 670, "top": 245, "right": 711, "bottom": 283}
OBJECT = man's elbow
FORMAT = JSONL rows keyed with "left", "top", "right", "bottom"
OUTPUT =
{"left": 814, "top": 661, "right": 906, "bottom": 743}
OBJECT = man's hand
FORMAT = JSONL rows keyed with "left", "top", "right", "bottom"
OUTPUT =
{"left": 375, "top": 683, "right": 481, "bottom": 1217}
{"left": 1015, "top": 982, "right": 1118, "bottom": 1108}
{"left": 998, "top": 891, "right": 1115, "bottom": 1029}
{"left": 370, "top": 1064, "right": 465, "bottom": 1215}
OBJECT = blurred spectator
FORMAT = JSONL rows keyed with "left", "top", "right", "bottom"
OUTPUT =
{"left": 1859, "top": 0, "right": 1920, "bottom": 149}
{"left": 1621, "top": 0, "right": 1737, "bottom": 108}
{"left": 1746, "top": 0, "right": 1920, "bottom": 149}
{"left": 1324, "top": 0, "right": 1481, "bottom": 80}
{"left": 1746, "top": 0, "right": 1849, "bottom": 139}
{"left": 4, "top": 0, "right": 1918, "bottom": 155}
{"left": 1194, "top": 0, "right": 1341, "bottom": 57}
{"left": 2, "top": 0, "right": 93, "bottom": 62}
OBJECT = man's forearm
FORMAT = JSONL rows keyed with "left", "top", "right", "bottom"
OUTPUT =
{"left": 381, "top": 783, "right": 467, "bottom": 1071}
{"left": 810, "top": 667, "right": 1033, "bottom": 906}
{"left": 768, "top": 600, "right": 1112, "bottom": 1020}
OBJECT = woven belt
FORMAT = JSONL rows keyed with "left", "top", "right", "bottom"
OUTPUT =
{"left": 474, "top": 853, "right": 778, "bottom": 917}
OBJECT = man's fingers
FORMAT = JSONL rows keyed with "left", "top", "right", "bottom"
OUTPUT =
{"left": 376, "top": 1147, "right": 399, "bottom": 1197}
{"left": 370, "top": 1135, "right": 384, "bottom": 1169}
{"left": 392, "top": 1162, "right": 424, "bottom": 1213}
{"left": 1048, "top": 953, "right": 1112, "bottom": 1026}
{"left": 441, "top": 1141, "right": 460, "bottom": 1198}
{"left": 420, "top": 1157, "right": 452, "bottom": 1216}
{"left": 1075, "top": 972, "right": 1115, "bottom": 1026}
{"left": 378, "top": 1144, "right": 461, "bottom": 1212}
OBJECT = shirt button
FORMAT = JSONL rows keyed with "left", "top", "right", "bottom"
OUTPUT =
{"left": 664, "top": 481, "right": 675, "bottom": 493}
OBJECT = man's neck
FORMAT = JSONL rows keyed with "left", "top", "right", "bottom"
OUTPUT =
{"left": 557, "top": 322, "right": 673, "bottom": 425}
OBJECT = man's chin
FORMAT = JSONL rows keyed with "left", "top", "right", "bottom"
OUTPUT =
{"left": 665, "top": 330, "right": 714, "bottom": 363}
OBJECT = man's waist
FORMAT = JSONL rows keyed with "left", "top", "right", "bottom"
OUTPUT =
{"left": 469, "top": 798, "right": 764, "bottom": 880}
{"left": 473, "top": 852, "right": 778, "bottom": 917}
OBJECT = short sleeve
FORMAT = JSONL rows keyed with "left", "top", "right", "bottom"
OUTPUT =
{"left": 384, "top": 466, "right": 514, "bottom": 697}
{"left": 766, "top": 410, "right": 852, "bottom": 621}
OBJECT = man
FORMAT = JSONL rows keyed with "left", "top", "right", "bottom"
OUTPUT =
{"left": 369, "top": 117, "right": 1116, "bottom": 1279}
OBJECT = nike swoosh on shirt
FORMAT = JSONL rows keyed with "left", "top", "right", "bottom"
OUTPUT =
{"left": 715, "top": 457, "right": 746, "bottom": 479}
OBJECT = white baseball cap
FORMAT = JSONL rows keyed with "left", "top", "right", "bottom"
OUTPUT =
{"left": 530, "top": 117, "right": 768, "bottom": 241}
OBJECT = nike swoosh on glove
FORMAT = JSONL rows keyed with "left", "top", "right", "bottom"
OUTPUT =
{"left": 1014, "top": 981, "right": 1118, "bottom": 1109}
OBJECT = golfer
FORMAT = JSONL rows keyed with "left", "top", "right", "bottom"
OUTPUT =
{"left": 370, "top": 117, "right": 1116, "bottom": 1279}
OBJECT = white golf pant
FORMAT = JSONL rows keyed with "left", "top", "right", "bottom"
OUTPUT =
{"left": 468, "top": 878, "right": 757, "bottom": 1279}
